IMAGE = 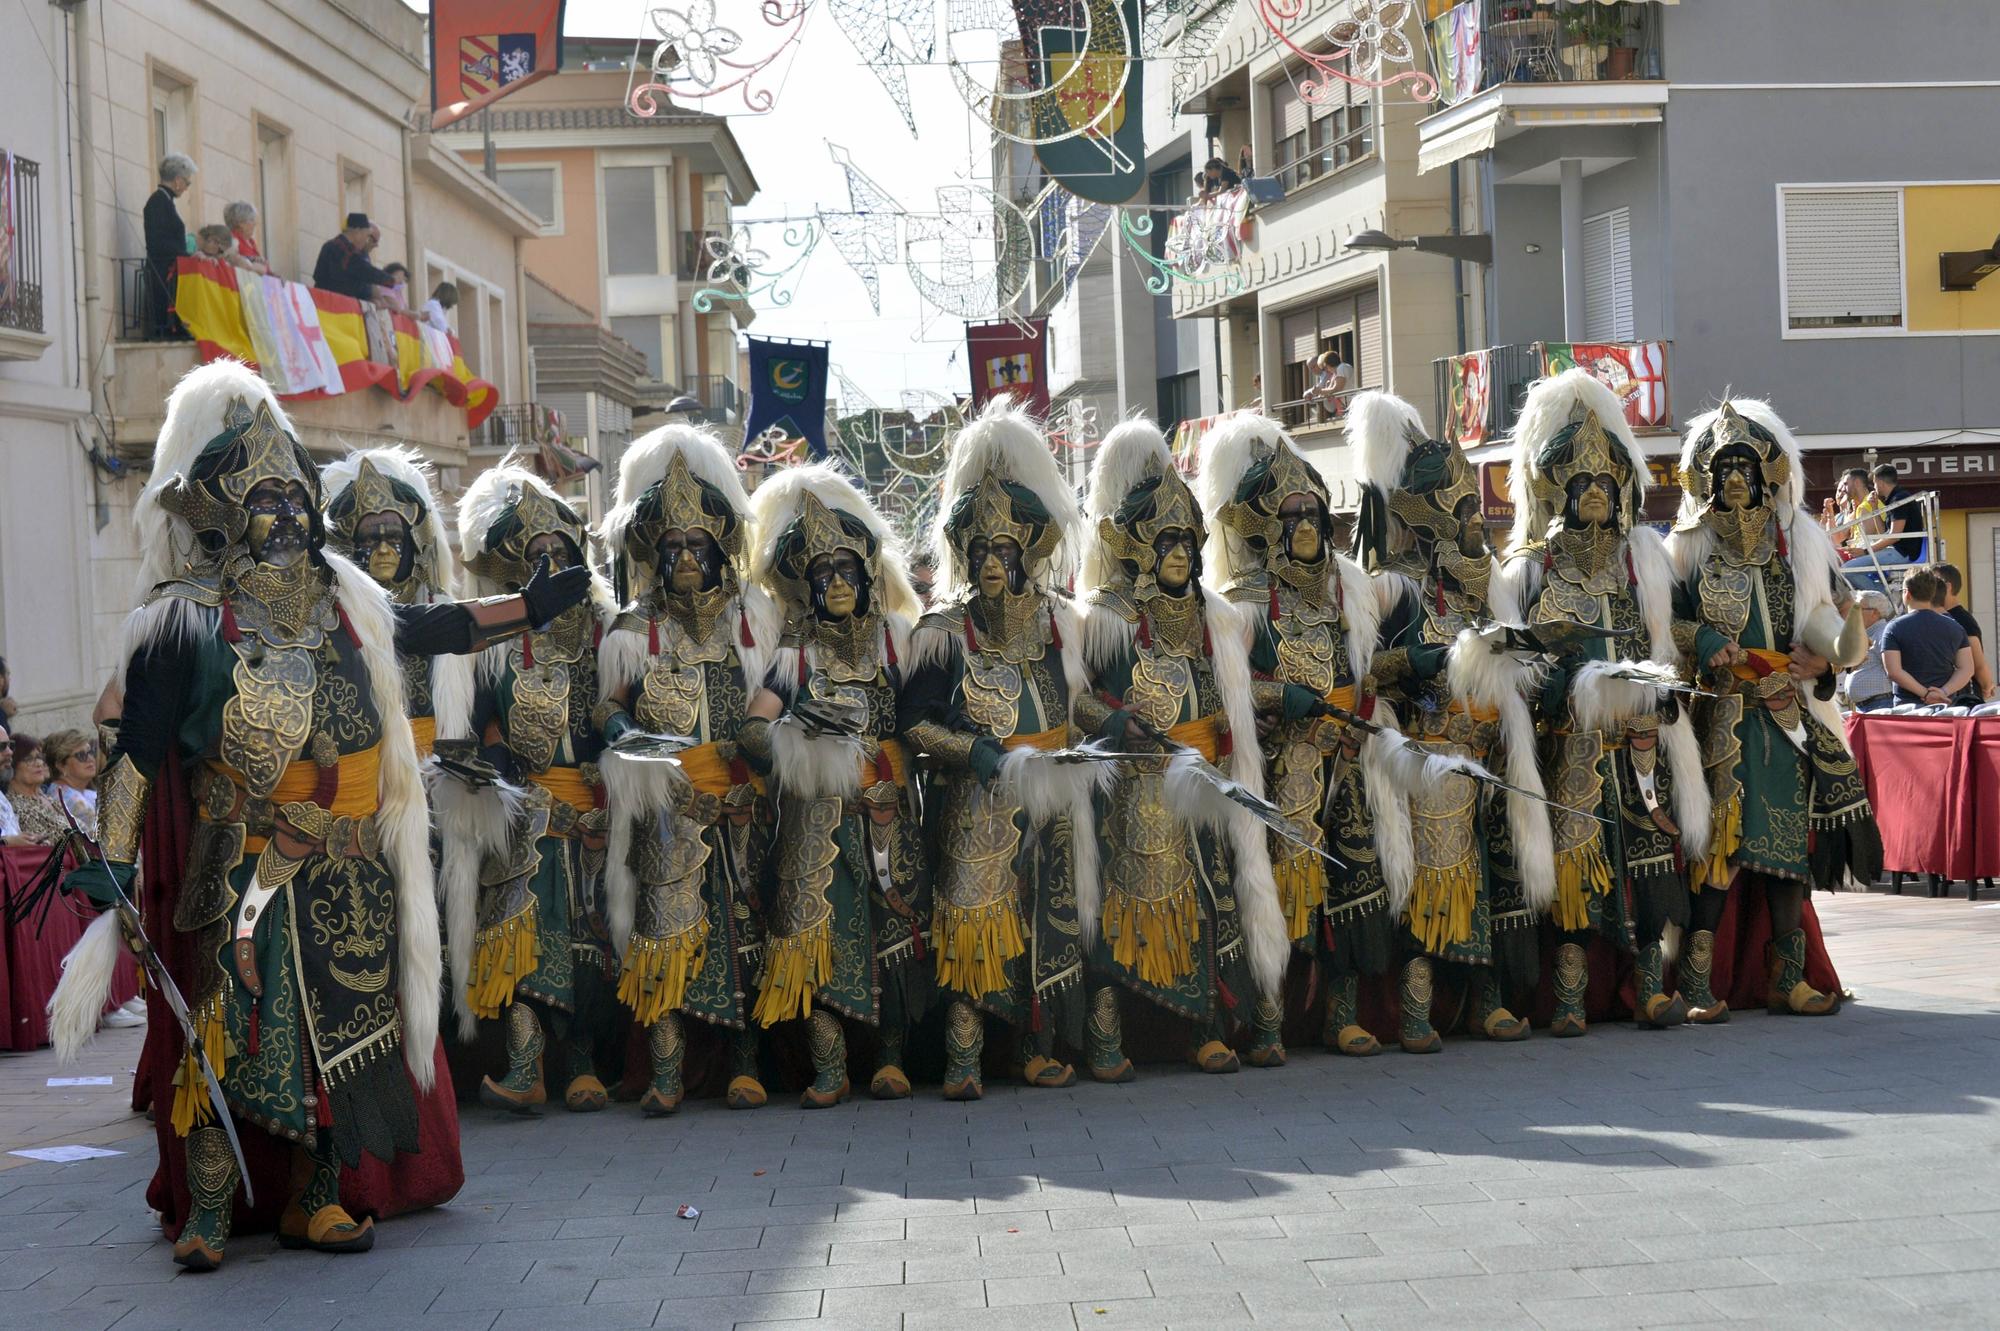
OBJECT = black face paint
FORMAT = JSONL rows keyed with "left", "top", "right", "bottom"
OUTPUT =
{"left": 807, "top": 550, "right": 867, "bottom": 621}
{"left": 1278, "top": 493, "right": 1326, "bottom": 563}
{"left": 354, "top": 512, "right": 413, "bottom": 584}
{"left": 246, "top": 479, "right": 313, "bottom": 565}
{"left": 1712, "top": 444, "right": 1766, "bottom": 511}
{"left": 659, "top": 528, "right": 723, "bottom": 592}
{"left": 1563, "top": 474, "right": 1620, "bottom": 529}
{"left": 968, "top": 536, "right": 1026, "bottom": 594}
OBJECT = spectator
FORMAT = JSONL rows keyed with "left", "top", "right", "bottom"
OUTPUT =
{"left": 195, "top": 224, "right": 258, "bottom": 273}
{"left": 380, "top": 261, "right": 412, "bottom": 312}
{"left": 3, "top": 734, "right": 66, "bottom": 845}
{"left": 1839, "top": 590, "right": 1895, "bottom": 712}
{"left": 1882, "top": 568, "right": 1974, "bottom": 707}
{"left": 418, "top": 281, "right": 458, "bottom": 332}
{"left": 1930, "top": 563, "right": 1996, "bottom": 701}
{"left": 222, "top": 201, "right": 271, "bottom": 276}
{"left": 41, "top": 728, "right": 100, "bottom": 839}
{"left": 312, "top": 212, "right": 396, "bottom": 304}
{"left": 1304, "top": 349, "right": 1353, "bottom": 421}
{"left": 143, "top": 153, "right": 197, "bottom": 338}
{"left": 1861, "top": 463, "right": 1924, "bottom": 564}
{"left": 1822, "top": 467, "right": 1881, "bottom": 556}
{"left": 0, "top": 724, "right": 13, "bottom": 841}
{"left": 0, "top": 654, "right": 15, "bottom": 723}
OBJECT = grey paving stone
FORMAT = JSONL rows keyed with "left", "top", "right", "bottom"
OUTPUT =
{"left": 1578, "top": 1255, "right": 1776, "bottom": 1297}
{"left": 490, "top": 1301, "right": 662, "bottom": 1331}
{"left": 820, "top": 1276, "right": 986, "bottom": 1316}
{"left": 906, "top": 1304, "right": 1078, "bottom": 1331}
{"left": 1076, "top": 1292, "right": 1249, "bottom": 1326}
{"left": 649, "top": 1292, "right": 825, "bottom": 1328}
{"left": 1516, "top": 1290, "right": 1717, "bottom": 1331}
{"left": 745, "top": 1259, "right": 906, "bottom": 1293}
{"left": 1409, "top": 1268, "right": 1601, "bottom": 1308}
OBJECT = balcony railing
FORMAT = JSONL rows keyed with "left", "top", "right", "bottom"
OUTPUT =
{"left": 0, "top": 154, "right": 44, "bottom": 337}
{"left": 1426, "top": 0, "right": 1665, "bottom": 107}
{"left": 676, "top": 373, "right": 741, "bottom": 423}
{"left": 1432, "top": 340, "right": 1672, "bottom": 447}
{"left": 118, "top": 257, "right": 189, "bottom": 341}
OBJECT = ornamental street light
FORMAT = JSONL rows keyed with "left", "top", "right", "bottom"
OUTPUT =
{"left": 1344, "top": 229, "right": 1494, "bottom": 265}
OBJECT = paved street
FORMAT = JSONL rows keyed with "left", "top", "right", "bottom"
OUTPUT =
{"left": 2, "top": 890, "right": 1998, "bottom": 1330}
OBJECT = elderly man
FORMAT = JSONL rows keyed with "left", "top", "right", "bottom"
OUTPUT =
{"left": 143, "top": 153, "right": 196, "bottom": 337}
{"left": 1839, "top": 591, "right": 1894, "bottom": 712}
{"left": 312, "top": 212, "right": 396, "bottom": 303}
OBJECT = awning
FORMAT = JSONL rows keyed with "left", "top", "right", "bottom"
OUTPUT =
{"left": 1417, "top": 111, "right": 1501, "bottom": 174}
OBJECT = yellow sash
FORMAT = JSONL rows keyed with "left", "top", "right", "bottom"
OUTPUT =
{"left": 677, "top": 740, "right": 767, "bottom": 797}
{"left": 409, "top": 715, "right": 437, "bottom": 760}
{"left": 1166, "top": 713, "right": 1227, "bottom": 764}
{"left": 209, "top": 744, "right": 382, "bottom": 854}
{"left": 528, "top": 764, "right": 597, "bottom": 813}
{"left": 1001, "top": 725, "right": 1069, "bottom": 752}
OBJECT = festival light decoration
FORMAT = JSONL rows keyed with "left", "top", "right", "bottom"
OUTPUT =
{"left": 1250, "top": 0, "right": 1440, "bottom": 104}
{"left": 828, "top": 0, "right": 937, "bottom": 133}
{"left": 627, "top": 0, "right": 814, "bottom": 116}
{"left": 692, "top": 222, "right": 821, "bottom": 313}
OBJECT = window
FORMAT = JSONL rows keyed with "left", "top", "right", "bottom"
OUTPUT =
{"left": 1582, "top": 207, "right": 1634, "bottom": 342}
{"left": 150, "top": 68, "right": 193, "bottom": 166}
{"left": 1157, "top": 371, "right": 1200, "bottom": 437}
{"left": 1275, "top": 286, "right": 1381, "bottom": 427}
{"left": 611, "top": 315, "right": 664, "bottom": 381}
{"left": 254, "top": 118, "right": 293, "bottom": 274}
{"left": 1148, "top": 162, "right": 1192, "bottom": 261}
{"left": 604, "top": 167, "right": 661, "bottom": 275}
{"left": 1270, "top": 59, "right": 1372, "bottom": 192}
{"left": 1781, "top": 187, "right": 1903, "bottom": 332}
{"left": 497, "top": 166, "right": 560, "bottom": 230}
{"left": 340, "top": 161, "right": 371, "bottom": 222}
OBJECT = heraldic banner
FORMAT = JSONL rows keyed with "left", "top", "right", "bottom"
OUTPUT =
{"left": 430, "top": 0, "right": 568, "bottom": 130}
{"left": 744, "top": 336, "right": 832, "bottom": 459}
{"left": 966, "top": 318, "right": 1050, "bottom": 416}
{"left": 1021, "top": 0, "right": 1147, "bottom": 205}
{"left": 1541, "top": 341, "right": 1672, "bottom": 432}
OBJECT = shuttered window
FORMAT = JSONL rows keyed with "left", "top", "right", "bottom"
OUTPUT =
{"left": 1781, "top": 188, "right": 1903, "bottom": 331}
{"left": 1268, "top": 55, "right": 1371, "bottom": 192}
{"left": 1275, "top": 284, "right": 1381, "bottom": 427}
{"left": 1582, "top": 207, "right": 1634, "bottom": 342}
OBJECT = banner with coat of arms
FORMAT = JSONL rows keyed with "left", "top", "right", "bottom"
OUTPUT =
{"left": 1541, "top": 341, "right": 1672, "bottom": 431}
{"left": 966, "top": 318, "right": 1050, "bottom": 416}
{"left": 743, "top": 336, "right": 832, "bottom": 459}
{"left": 430, "top": 0, "right": 568, "bottom": 130}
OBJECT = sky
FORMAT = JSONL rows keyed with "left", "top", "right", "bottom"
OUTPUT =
{"left": 427, "top": 0, "right": 994, "bottom": 408}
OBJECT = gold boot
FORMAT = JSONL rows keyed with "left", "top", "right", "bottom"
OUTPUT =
{"left": 941, "top": 1000, "right": 984, "bottom": 1101}
{"left": 1243, "top": 997, "right": 1287, "bottom": 1068}
{"left": 1769, "top": 929, "right": 1839, "bottom": 1016}
{"left": 801, "top": 1009, "right": 851, "bottom": 1108}
{"left": 1324, "top": 973, "right": 1380, "bottom": 1056}
{"left": 1399, "top": 958, "right": 1442, "bottom": 1054}
{"left": 1549, "top": 943, "right": 1588, "bottom": 1038}
{"left": 278, "top": 1138, "right": 374, "bottom": 1254}
{"left": 480, "top": 1002, "right": 548, "bottom": 1113}
{"left": 1634, "top": 941, "right": 1689, "bottom": 1028}
{"left": 1682, "top": 929, "right": 1730, "bottom": 1024}
{"left": 172, "top": 1124, "right": 238, "bottom": 1272}
{"left": 870, "top": 1028, "right": 911, "bottom": 1100}
{"left": 1474, "top": 971, "right": 1530, "bottom": 1041}
{"left": 1086, "top": 986, "right": 1135, "bottom": 1083}
{"left": 639, "top": 1013, "right": 684, "bottom": 1117}
{"left": 726, "top": 1028, "right": 768, "bottom": 1109}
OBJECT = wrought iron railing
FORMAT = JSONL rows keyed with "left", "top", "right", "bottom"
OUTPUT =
{"left": 0, "top": 154, "right": 43, "bottom": 336}
{"left": 475, "top": 403, "right": 551, "bottom": 454}
{"left": 1432, "top": 340, "right": 1671, "bottom": 446}
{"left": 676, "top": 373, "right": 740, "bottom": 422}
{"left": 1425, "top": 0, "right": 1665, "bottom": 106}
{"left": 118, "top": 256, "right": 189, "bottom": 342}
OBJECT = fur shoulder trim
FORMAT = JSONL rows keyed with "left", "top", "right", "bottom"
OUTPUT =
{"left": 1334, "top": 554, "right": 1381, "bottom": 682}
{"left": 1201, "top": 585, "right": 1288, "bottom": 1002}
{"left": 911, "top": 604, "right": 967, "bottom": 674}
{"left": 1347, "top": 390, "right": 1427, "bottom": 498}
{"left": 116, "top": 594, "right": 218, "bottom": 688}
{"left": 1445, "top": 628, "right": 1555, "bottom": 915}
{"left": 1081, "top": 417, "right": 1174, "bottom": 591}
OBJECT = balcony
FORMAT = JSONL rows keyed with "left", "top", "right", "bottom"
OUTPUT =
{"left": 676, "top": 373, "right": 741, "bottom": 424}
{"left": 0, "top": 154, "right": 48, "bottom": 360}
{"left": 1417, "top": 0, "right": 1669, "bottom": 175}
{"left": 1431, "top": 340, "right": 1672, "bottom": 449}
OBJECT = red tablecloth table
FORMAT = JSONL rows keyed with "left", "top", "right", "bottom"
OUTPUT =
{"left": 1845, "top": 713, "right": 2000, "bottom": 880}
{"left": 0, "top": 844, "right": 140, "bottom": 1050}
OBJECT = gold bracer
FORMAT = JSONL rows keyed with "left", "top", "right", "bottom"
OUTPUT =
{"left": 95, "top": 754, "right": 150, "bottom": 865}
{"left": 906, "top": 721, "right": 978, "bottom": 770}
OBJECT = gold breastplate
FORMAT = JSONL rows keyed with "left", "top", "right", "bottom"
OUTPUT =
{"left": 963, "top": 657, "right": 1026, "bottom": 739}
{"left": 636, "top": 658, "right": 707, "bottom": 737}
{"left": 1128, "top": 650, "right": 1195, "bottom": 730}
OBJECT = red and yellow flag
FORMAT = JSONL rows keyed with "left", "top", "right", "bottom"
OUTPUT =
{"left": 429, "top": 0, "right": 567, "bottom": 130}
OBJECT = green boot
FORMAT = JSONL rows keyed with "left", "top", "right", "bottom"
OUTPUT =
{"left": 1244, "top": 996, "right": 1287, "bottom": 1068}
{"left": 1086, "top": 986, "right": 1135, "bottom": 1083}
{"left": 1549, "top": 942, "right": 1588, "bottom": 1038}
{"left": 870, "top": 1026, "right": 912, "bottom": 1100}
{"left": 172, "top": 1124, "right": 238, "bottom": 1272}
{"left": 1769, "top": 929, "right": 1839, "bottom": 1015}
{"left": 479, "top": 1001, "right": 548, "bottom": 1113}
{"left": 1473, "top": 970, "right": 1529, "bottom": 1041}
{"left": 1399, "top": 958, "right": 1441, "bottom": 1053}
{"left": 727, "top": 1028, "right": 768, "bottom": 1109}
{"left": 640, "top": 1012, "right": 684, "bottom": 1117}
{"left": 278, "top": 1136, "right": 374, "bottom": 1253}
{"left": 1020, "top": 1021, "right": 1076, "bottom": 1089}
{"left": 942, "top": 1000, "right": 984, "bottom": 1101}
{"left": 1681, "top": 929, "right": 1730, "bottom": 1024}
{"left": 1634, "top": 941, "right": 1688, "bottom": 1028}
{"left": 801, "top": 1009, "right": 851, "bottom": 1108}
{"left": 1324, "top": 972, "right": 1380, "bottom": 1056}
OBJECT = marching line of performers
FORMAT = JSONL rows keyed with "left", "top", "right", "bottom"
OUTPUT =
{"left": 47, "top": 359, "right": 1879, "bottom": 1271}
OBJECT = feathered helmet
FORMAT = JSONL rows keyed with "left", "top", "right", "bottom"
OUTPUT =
{"left": 931, "top": 396, "right": 1080, "bottom": 589}
{"left": 600, "top": 422, "right": 753, "bottom": 604}
{"left": 751, "top": 462, "right": 920, "bottom": 623}
{"left": 1195, "top": 413, "right": 1331, "bottom": 584}
{"left": 1083, "top": 416, "right": 1204, "bottom": 590}
{"left": 322, "top": 446, "right": 452, "bottom": 599}
{"left": 141, "top": 360, "right": 324, "bottom": 576}
{"left": 456, "top": 464, "right": 588, "bottom": 593}
{"left": 1507, "top": 368, "right": 1649, "bottom": 549}
{"left": 1676, "top": 397, "right": 1803, "bottom": 528}
{"left": 1348, "top": 390, "right": 1480, "bottom": 577}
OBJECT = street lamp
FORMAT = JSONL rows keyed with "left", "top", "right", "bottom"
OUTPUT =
{"left": 1345, "top": 228, "right": 1494, "bottom": 265}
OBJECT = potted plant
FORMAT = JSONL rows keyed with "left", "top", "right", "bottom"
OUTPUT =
{"left": 1558, "top": 7, "right": 1623, "bottom": 80}
{"left": 1601, "top": 9, "right": 1638, "bottom": 79}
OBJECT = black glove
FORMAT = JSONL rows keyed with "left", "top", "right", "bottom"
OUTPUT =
{"left": 522, "top": 557, "right": 591, "bottom": 627}
{"left": 970, "top": 737, "right": 1007, "bottom": 785}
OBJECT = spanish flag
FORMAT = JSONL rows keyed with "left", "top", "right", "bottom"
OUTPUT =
{"left": 174, "top": 257, "right": 496, "bottom": 430}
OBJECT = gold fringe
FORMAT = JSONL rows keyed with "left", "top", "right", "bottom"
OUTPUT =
{"left": 170, "top": 992, "right": 229, "bottom": 1138}
{"left": 1553, "top": 839, "right": 1616, "bottom": 932}
{"left": 932, "top": 898, "right": 1027, "bottom": 999}
{"left": 617, "top": 917, "right": 711, "bottom": 1026}
{"left": 1406, "top": 861, "right": 1478, "bottom": 956}
{"left": 468, "top": 904, "right": 540, "bottom": 1020}
{"left": 1103, "top": 884, "right": 1199, "bottom": 989}
{"left": 752, "top": 918, "right": 832, "bottom": 1027}
{"left": 1698, "top": 792, "right": 1743, "bottom": 892}
{"left": 1274, "top": 848, "right": 1325, "bottom": 943}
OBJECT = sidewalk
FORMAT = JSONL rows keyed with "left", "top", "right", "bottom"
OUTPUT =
{"left": 2, "top": 890, "right": 1998, "bottom": 1330}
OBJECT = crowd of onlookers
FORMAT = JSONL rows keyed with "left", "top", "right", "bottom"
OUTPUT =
{"left": 1839, "top": 563, "right": 1997, "bottom": 712}
{"left": 142, "top": 152, "right": 458, "bottom": 337}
